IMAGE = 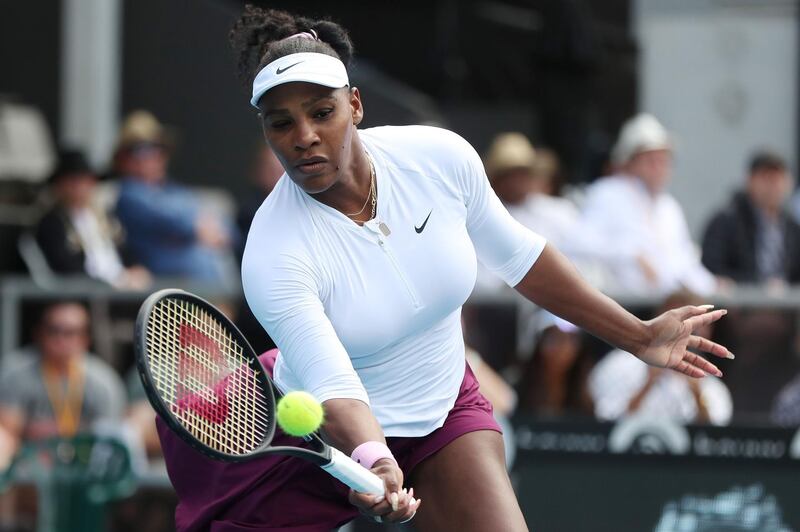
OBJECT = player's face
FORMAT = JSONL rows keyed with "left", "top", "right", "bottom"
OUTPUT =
{"left": 258, "top": 83, "right": 363, "bottom": 195}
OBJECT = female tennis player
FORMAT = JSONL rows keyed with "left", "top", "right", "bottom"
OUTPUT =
{"left": 156, "top": 6, "right": 733, "bottom": 531}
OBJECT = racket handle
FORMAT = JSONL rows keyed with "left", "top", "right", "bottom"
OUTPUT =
{"left": 322, "top": 447, "right": 386, "bottom": 495}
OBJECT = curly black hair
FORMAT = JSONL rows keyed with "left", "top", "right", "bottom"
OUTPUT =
{"left": 229, "top": 5, "right": 355, "bottom": 91}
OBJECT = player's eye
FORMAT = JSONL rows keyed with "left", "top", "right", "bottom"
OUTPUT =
{"left": 314, "top": 108, "right": 334, "bottom": 120}
{"left": 269, "top": 119, "right": 291, "bottom": 130}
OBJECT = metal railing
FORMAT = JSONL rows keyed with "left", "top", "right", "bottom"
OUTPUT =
{"left": 3, "top": 273, "right": 800, "bottom": 361}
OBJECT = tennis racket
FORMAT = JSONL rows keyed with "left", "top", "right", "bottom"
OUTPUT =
{"left": 135, "top": 288, "right": 385, "bottom": 495}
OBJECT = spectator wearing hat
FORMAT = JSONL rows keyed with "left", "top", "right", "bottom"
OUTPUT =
{"left": 113, "top": 110, "right": 236, "bottom": 281}
{"left": 480, "top": 133, "right": 595, "bottom": 362}
{"left": 571, "top": 113, "right": 717, "bottom": 296}
{"left": 34, "top": 149, "right": 151, "bottom": 288}
{"left": 484, "top": 133, "right": 580, "bottom": 249}
{"left": 702, "top": 151, "right": 800, "bottom": 286}
{"left": 0, "top": 301, "right": 126, "bottom": 462}
{"left": 477, "top": 133, "right": 581, "bottom": 296}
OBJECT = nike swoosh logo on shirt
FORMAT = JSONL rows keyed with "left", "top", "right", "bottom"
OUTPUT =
{"left": 415, "top": 211, "right": 432, "bottom": 234}
{"left": 276, "top": 62, "right": 303, "bottom": 75}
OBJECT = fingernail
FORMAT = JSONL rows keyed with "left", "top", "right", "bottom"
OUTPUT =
{"left": 727, "top": 351, "right": 735, "bottom": 360}
{"left": 721, "top": 309, "right": 728, "bottom": 315}
{"left": 409, "top": 487, "right": 414, "bottom": 498}
{"left": 699, "top": 304, "right": 715, "bottom": 310}
{"left": 390, "top": 492, "right": 399, "bottom": 511}
{"left": 373, "top": 495, "right": 385, "bottom": 504}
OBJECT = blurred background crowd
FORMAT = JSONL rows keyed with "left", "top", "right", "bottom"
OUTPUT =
{"left": 1, "top": 0, "right": 799, "bottom": 530}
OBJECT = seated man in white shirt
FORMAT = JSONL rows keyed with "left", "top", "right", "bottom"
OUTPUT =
{"left": 588, "top": 290, "right": 732, "bottom": 425}
{"left": 566, "top": 114, "right": 718, "bottom": 296}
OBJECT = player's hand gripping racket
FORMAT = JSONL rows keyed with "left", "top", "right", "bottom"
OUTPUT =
{"left": 135, "top": 289, "right": 385, "bottom": 495}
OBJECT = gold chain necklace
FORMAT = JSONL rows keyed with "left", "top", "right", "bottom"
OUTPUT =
{"left": 345, "top": 154, "right": 377, "bottom": 221}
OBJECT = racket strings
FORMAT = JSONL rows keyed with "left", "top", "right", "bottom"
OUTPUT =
{"left": 145, "top": 298, "right": 270, "bottom": 455}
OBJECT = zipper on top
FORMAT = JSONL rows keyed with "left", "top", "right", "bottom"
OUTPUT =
{"left": 366, "top": 221, "right": 422, "bottom": 309}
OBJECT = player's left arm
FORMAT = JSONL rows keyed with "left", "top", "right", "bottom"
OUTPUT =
{"left": 514, "top": 243, "right": 732, "bottom": 377}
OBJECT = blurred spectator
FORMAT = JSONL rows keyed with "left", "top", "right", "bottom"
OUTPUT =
{"left": 701, "top": 151, "right": 800, "bottom": 419}
{"left": 771, "top": 372, "right": 800, "bottom": 427}
{"left": 233, "top": 144, "right": 283, "bottom": 354}
{"left": 477, "top": 134, "right": 585, "bottom": 361}
{"left": 702, "top": 150, "right": 800, "bottom": 287}
{"left": 461, "top": 318, "right": 518, "bottom": 468}
{"left": 484, "top": 133, "right": 580, "bottom": 249}
{"left": 0, "top": 301, "right": 126, "bottom": 465}
{"left": 516, "top": 313, "right": 594, "bottom": 418}
{"left": 571, "top": 114, "right": 717, "bottom": 296}
{"left": 125, "top": 367, "right": 162, "bottom": 459}
{"left": 235, "top": 143, "right": 284, "bottom": 257}
{"left": 35, "top": 148, "right": 151, "bottom": 289}
{"left": 588, "top": 290, "right": 732, "bottom": 425}
{"left": 113, "top": 110, "right": 236, "bottom": 281}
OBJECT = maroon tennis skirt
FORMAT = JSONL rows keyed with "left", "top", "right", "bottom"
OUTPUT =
{"left": 158, "top": 349, "right": 501, "bottom": 532}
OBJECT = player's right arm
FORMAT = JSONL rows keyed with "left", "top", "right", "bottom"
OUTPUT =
{"left": 242, "top": 245, "right": 415, "bottom": 520}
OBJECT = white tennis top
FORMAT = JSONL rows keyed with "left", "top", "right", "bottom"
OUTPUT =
{"left": 242, "top": 126, "right": 545, "bottom": 436}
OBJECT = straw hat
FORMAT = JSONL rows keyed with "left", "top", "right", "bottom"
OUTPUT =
{"left": 115, "top": 110, "right": 175, "bottom": 153}
{"left": 484, "top": 132, "right": 537, "bottom": 180}
{"left": 611, "top": 113, "right": 672, "bottom": 166}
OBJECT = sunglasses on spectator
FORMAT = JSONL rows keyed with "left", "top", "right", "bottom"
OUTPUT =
{"left": 127, "top": 142, "right": 166, "bottom": 158}
{"left": 41, "top": 325, "right": 88, "bottom": 338}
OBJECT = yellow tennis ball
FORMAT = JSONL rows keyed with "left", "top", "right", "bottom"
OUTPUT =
{"left": 276, "top": 391, "right": 324, "bottom": 437}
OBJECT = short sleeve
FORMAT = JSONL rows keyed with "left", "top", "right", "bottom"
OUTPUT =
{"left": 448, "top": 133, "right": 546, "bottom": 287}
{"left": 242, "top": 250, "right": 369, "bottom": 405}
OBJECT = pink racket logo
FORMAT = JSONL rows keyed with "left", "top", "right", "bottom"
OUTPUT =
{"left": 175, "top": 324, "right": 230, "bottom": 424}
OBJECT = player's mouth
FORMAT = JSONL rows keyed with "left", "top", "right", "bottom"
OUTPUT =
{"left": 295, "top": 157, "right": 328, "bottom": 174}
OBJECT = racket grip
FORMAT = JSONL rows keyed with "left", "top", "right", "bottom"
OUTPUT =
{"left": 321, "top": 447, "right": 386, "bottom": 495}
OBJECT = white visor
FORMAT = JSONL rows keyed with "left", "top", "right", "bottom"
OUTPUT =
{"left": 250, "top": 52, "right": 349, "bottom": 108}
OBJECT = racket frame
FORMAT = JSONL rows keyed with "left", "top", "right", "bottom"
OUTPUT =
{"left": 135, "top": 288, "right": 333, "bottom": 466}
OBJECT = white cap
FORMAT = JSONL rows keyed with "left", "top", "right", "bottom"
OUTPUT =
{"left": 251, "top": 52, "right": 349, "bottom": 108}
{"left": 611, "top": 113, "right": 673, "bottom": 165}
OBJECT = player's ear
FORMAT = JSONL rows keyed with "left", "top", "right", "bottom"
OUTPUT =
{"left": 349, "top": 86, "right": 363, "bottom": 126}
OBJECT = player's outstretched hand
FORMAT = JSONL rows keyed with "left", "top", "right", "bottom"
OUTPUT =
{"left": 348, "top": 458, "right": 420, "bottom": 524}
{"left": 636, "top": 305, "right": 734, "bottom": 378}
